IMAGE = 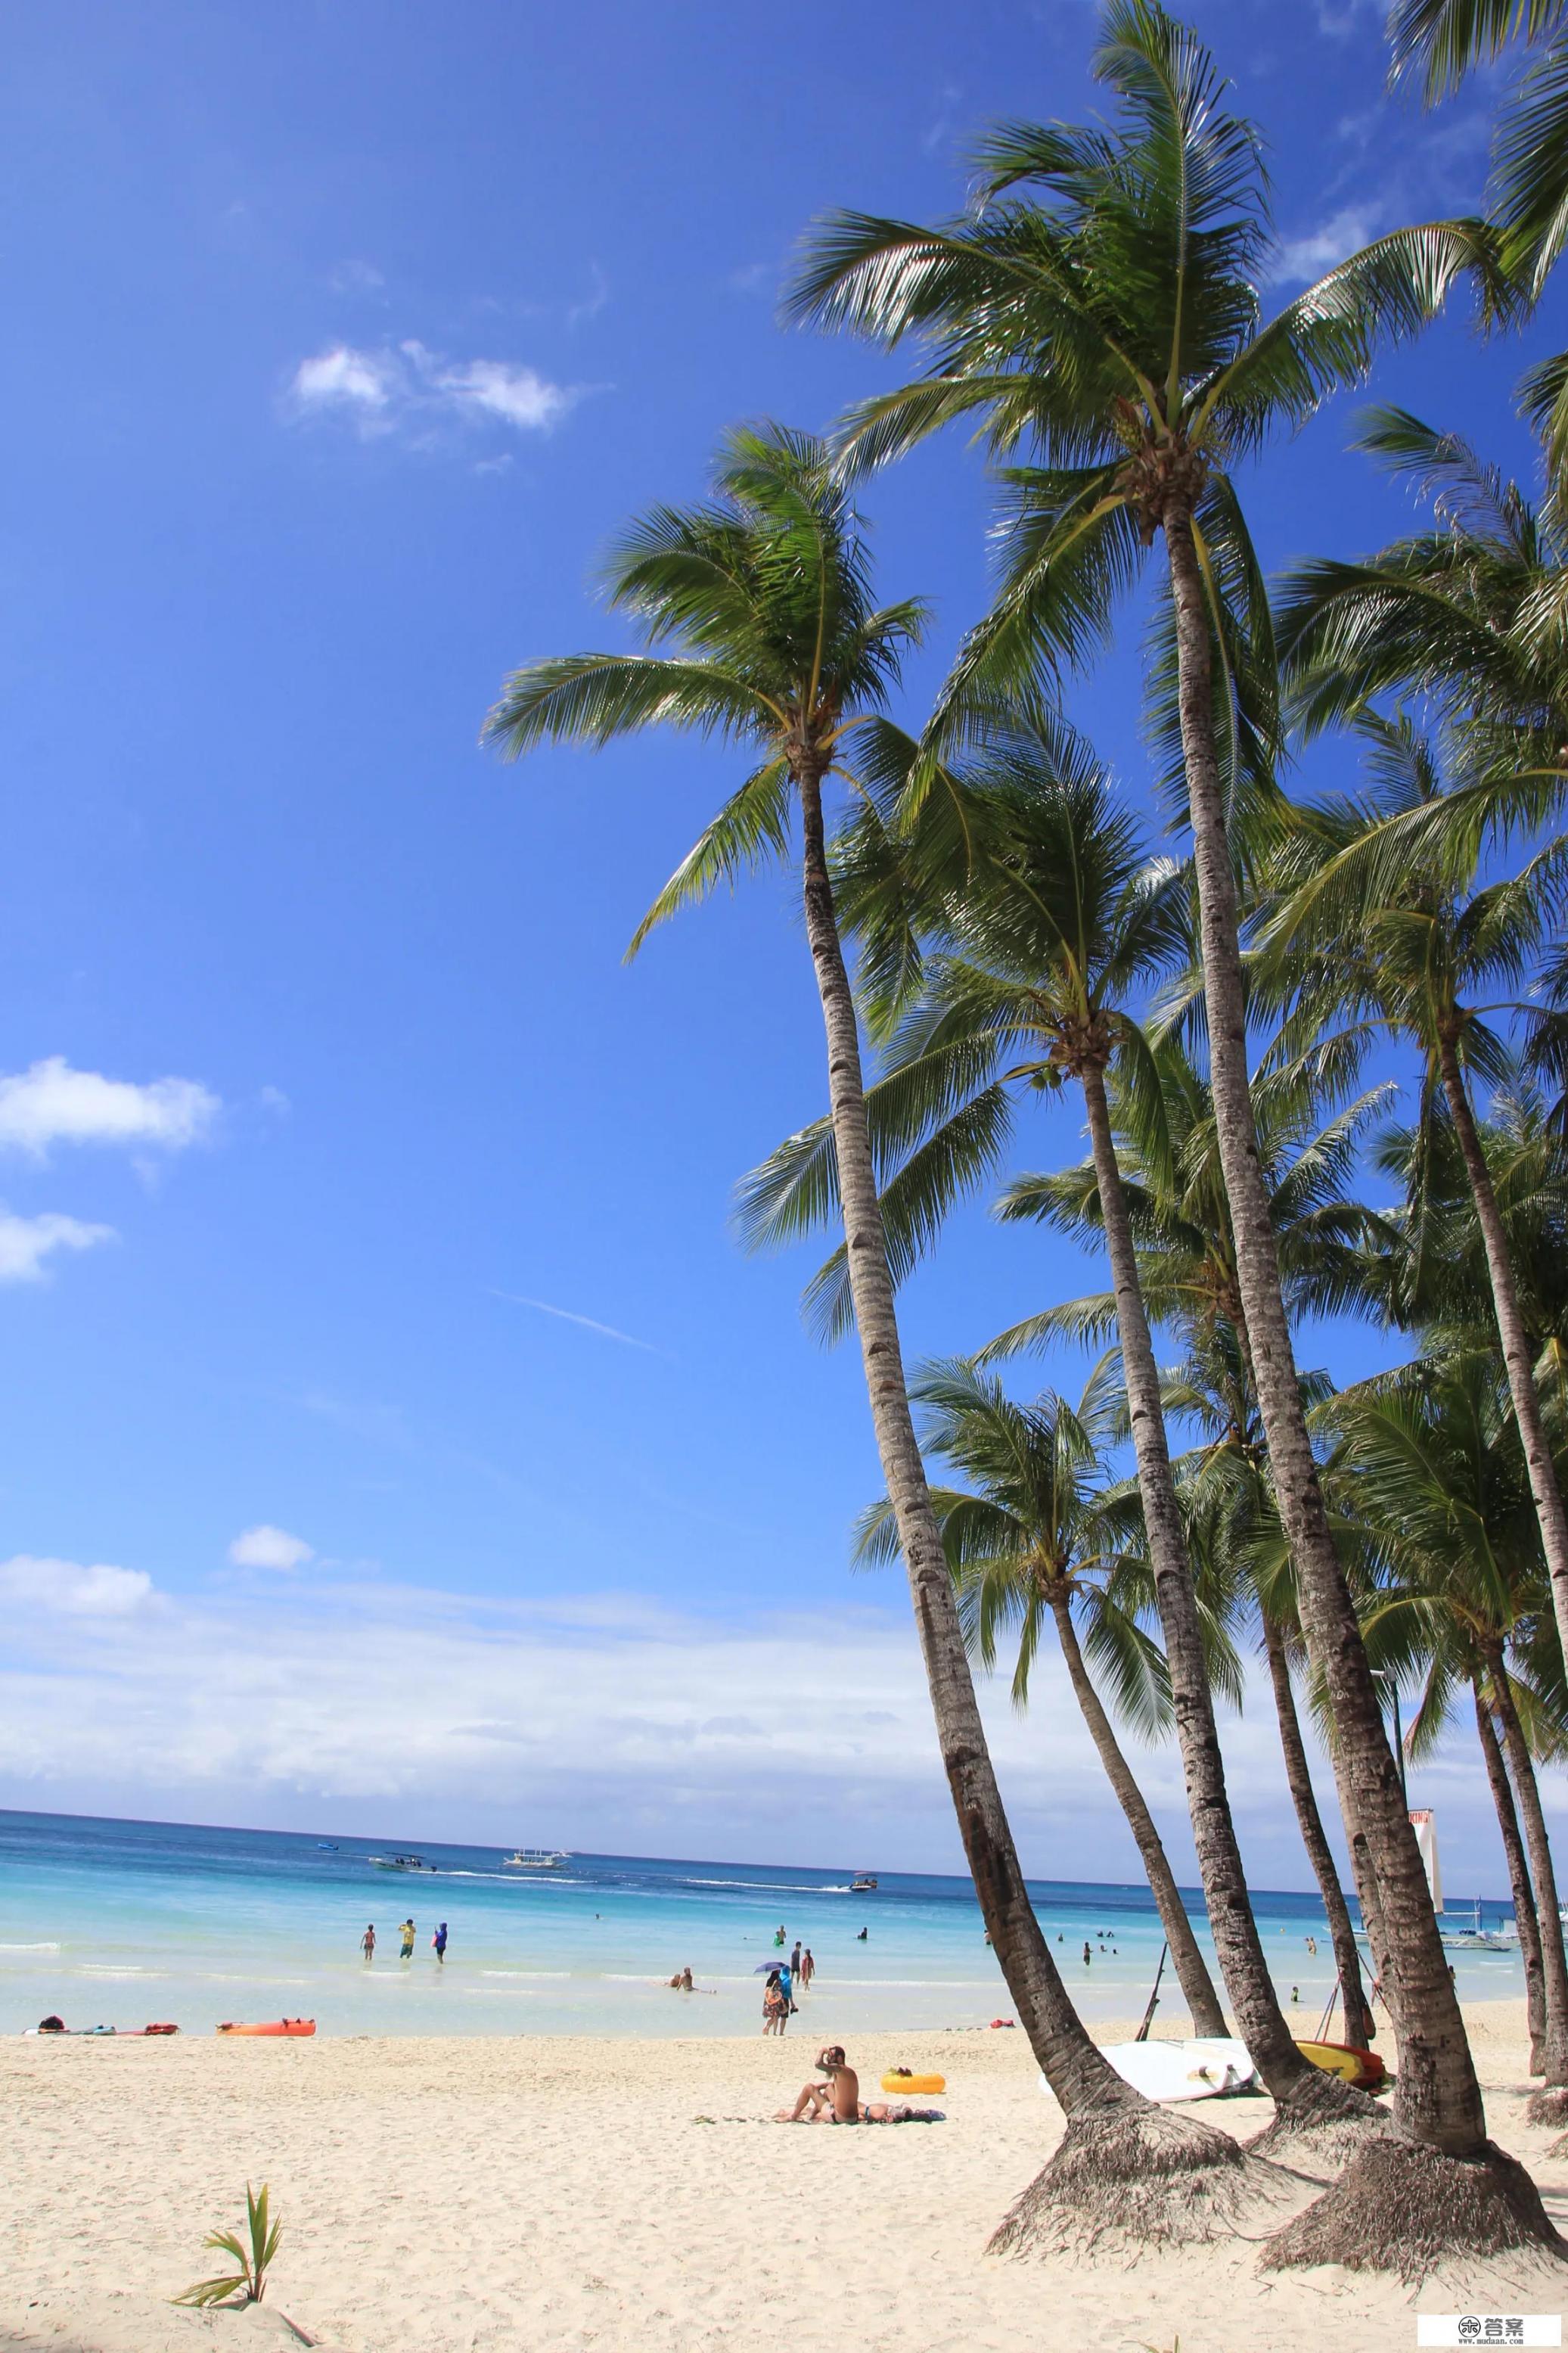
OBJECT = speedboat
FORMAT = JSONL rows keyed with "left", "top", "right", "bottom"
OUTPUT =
{"left": 504, "top": 1849, "right": 568, "bottom": 1869}
{"left": 368, "top": 1854, "right": 430, "bottom": 1872}
{"left": 850, "top": 1874, "right": 878, "bottom": 1892}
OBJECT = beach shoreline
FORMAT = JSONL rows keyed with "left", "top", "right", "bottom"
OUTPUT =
{"left": 5, "top": 1998, "right": 1563, "bottom": 2353}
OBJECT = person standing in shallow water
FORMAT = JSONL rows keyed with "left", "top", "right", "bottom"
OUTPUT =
{"left": 399, "top": 1919, "right": 415, "bottom": 1960}
{"left": 361, "top": 1924, "right": 375, "bottom": 1962}
{"left": 433, "top": 1922, "right": 448, "bottom": 1963}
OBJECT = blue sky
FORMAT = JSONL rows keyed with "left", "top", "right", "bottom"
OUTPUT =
{"left": 0, "top": 0, "right": 1559, "bottom": 1884}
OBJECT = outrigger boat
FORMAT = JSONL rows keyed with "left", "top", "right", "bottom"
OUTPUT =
{"left": 504, "top": 1848, "right": 568, "bottom": 1869}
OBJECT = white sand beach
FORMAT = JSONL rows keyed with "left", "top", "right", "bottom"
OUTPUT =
{"left": 2, "top": 2000, "right": 1564, "bottom": 2353}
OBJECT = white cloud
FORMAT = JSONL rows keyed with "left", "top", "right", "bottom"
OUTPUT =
{"left": 287, "top": 340, "right": 579, "bottom": 445}
{"left": 0, "top": 1565, "right": 1535, "bottom": 1887}
{"left": 1269, "top": 206, "right": 1378, "bottom": 286}
{"left": 0, "top": 1208, "right": 114, "bottom": 1283}
{"left": 430, "top": 356, "right": 571, "bottom": 430}
{"left": 0, "top": 1554, "right": 154, "bottom": 1617}
{"left": 291, "top": 343, "right": 395, "bottom": 411}
{"left": 228, "top": 1524, "right": 315, "bottom": 1572}
{"left": 0, "top": 1058, "right": 219, "bottom": 1159}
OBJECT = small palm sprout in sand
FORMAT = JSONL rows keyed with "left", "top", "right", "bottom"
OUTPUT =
{"left": 172, "top": 2181, "right": 281, "bottom": 2308}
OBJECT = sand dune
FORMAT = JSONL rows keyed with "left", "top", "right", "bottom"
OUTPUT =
{"left": 3, "top": 2001, "right": 1563, "bottom": 2353}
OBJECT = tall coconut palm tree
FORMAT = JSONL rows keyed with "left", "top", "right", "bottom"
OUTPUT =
{"left": 854, "top": 1352, "right": 1228, "bottom": 2037}
{"left": 482, "top": 422, "right": 1249, "bottom": 2241}
{"left": 1327, "top": 1353, "right": 1568, "bottom": 2095}
{"left": 1255, "top": 710, "right": 1568, "bottom": 1762}
{"left": 1275, "top": 408, "right": 1568, "bottom": 748}
{"left": 787, "top": 5, "right": 1532, "bottom": 2239}
{"left": 742, "top": 724, "right": 1360, "bottom": 2125}
{"left": 1388, "top": 2, "right": 1568, "bottom": 469}
{"left": 990, "top": 1049, "right": 1389, "bottom": 2046}
{"left": 1153, "top": 1331, "right": 1380, "bottom": 2050}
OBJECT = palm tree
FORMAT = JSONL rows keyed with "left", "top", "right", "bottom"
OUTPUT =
{"left": 482, "top": 421, "right": 1250, "bottom": 2240}
{"left": 854, "top": 1352, "right": 1228, "bottom": 2037}
{"left": 788, "top": 4, "right": 1528, "bottom": 2236}
{"left": 1388, "top": 2, "right": 1568, "bottom": 469}
{"left": 1327, "top": 1354, "right": 1568, "bottom": 2095}
{"left": 1157, "top": 1330, "right": 1379, "bottom": 2050}
{"left": 1275, "top": 408, "right": 1568, "bottom": 748}
{"left": 1256, "top": 707, "right": 1568, "bottom": 1752}
{"left": 1345, "top": 1081, "right": 1568, "bottom": 1372}
{"left": 742, "top": 725, "right": 1359, "bottom": 2125}
{"left": 983, "top": 1038, "right": 1395, "bottom": 2052}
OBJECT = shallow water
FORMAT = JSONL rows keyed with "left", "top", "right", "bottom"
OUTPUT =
{"left": 0, "top": 1807, "right": 1523, "bottom": 2038}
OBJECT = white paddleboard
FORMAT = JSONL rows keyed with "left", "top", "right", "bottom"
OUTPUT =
{"left": 1040, "top": 2038, "right": 1257, "bottom": 2103}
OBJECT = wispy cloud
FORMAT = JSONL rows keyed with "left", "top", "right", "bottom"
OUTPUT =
{"left": 0, "top": 1058, "right": 219, "bottom": 1160}
{"left": 328, "top": 259, "right": 387, "bottom": 298}
{"left": 492, "top": 1289, "right": 667, "bottom": 1357}
{"left": 1268, "top": 204, "right": 1379, "bottom": 286}
{"left": 921, "top": 80, "right": 964, "bottom": 159}
{"left": 287, "top": 339, "right": 580, "bottom": 446}
{"left": 0, "top": 1567, "right": 1535, "bottom": 1879}
{"left": 0, "top": 1209, "right": 114, "bottom": 1284}
{"left": 567, "top": 261, "right": 610, "bottom": 329}
{"left": 228, "top": 1525, "right": 315, "bottom": 1572}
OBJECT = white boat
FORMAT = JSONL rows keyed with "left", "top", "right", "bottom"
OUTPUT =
{"left": 850, "top": 1874, "right": 878, "bottom": 1892}
{"left": 1042, "top": 2039, "right": 1258, "bottom": 2104}
{"left": 368, "top": 1854, "right": 430, "bottom": 1872}
{"left": 503, "top": 1848, "right": 568, "bottom": 1869}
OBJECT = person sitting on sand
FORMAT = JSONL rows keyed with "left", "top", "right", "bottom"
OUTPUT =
{"left": 775, "top": 2046, "right": 927, "bottom": 2125}
{"left": 668, "top": 1967, "right": 694, "bottom": 1991}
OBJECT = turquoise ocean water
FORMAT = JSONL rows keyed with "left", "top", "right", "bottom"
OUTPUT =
{"left": 0, "top": 1808, "right": 1525, "bottom": 2038}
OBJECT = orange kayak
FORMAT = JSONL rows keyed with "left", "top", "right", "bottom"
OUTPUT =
{"left": 216, "top": 2019, "right": 316, "bottom": 2038}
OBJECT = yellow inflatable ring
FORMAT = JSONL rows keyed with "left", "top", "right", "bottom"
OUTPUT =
{"left": 880, "top": 2071, "right": 945, "bottom": 2094}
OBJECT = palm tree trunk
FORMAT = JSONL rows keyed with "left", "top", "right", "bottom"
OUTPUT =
{"left": 1047, "top": 1588, "right": 1228, "bottom": 2038}
{"left": 1078, "top": 1059, "right": 1337, "bottom": 2112}
{"left": 1473, "top": 1679, "right": 1547, "bottom": 2074}
{"left": 1484, "top": 1648, "right": 1568, "bottom": 2088}
{"left": 793, "top": 763, "right": 1141, "bottom": 2122}
{"left": 1261, "top": 1614, "right": 1376, "bottom": 2047}
{"left": 1436, "top": 1034, "right": 1568, "bottom": 1693}
{"left": 1163, "top": 496, "right": 1488, "bottom": 2160}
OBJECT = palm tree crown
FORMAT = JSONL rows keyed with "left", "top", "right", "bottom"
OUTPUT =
{"left": 482, "top": 423, "right": 928, "bottom": 943}
{"left": 790, "top": 1, "right": 1495, "bottom": 761}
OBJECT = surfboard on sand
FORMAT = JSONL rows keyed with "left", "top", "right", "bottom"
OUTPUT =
{"left": 1041, "top": 2038, "right": 1259, "bottom": 2103}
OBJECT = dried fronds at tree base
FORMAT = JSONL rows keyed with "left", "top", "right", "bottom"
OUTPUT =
{"left": 1525, "top": 2087, "right": 1568, "bottom": 2128}
{"left": 1246, "top": 2076, "right": 1393, "bottom": 2171}
{"left": 172, "top": 2182, "right": 281, "bottom": 2308}
{"left": 989, "top": 2103, "right": 1287, "bottom": 2259}
{"left": 1259, "top": 2137, "right": 1565, "bottom": 2280}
